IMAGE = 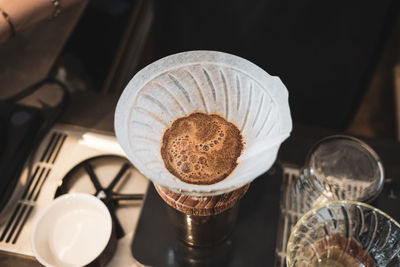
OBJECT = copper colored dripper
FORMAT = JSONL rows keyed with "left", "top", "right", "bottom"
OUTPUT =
{"left": 155, "top": 183, "right": 250, "bottom": 247}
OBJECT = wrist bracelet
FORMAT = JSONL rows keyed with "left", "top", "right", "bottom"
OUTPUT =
{"left": 50, "top": 0, "right": 61, "bottom": 18}
{"left": 0, "top": 7, "right": 15, "bottom": 37}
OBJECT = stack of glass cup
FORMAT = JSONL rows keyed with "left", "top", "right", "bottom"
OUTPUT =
{"left": 286, "top": 135, "right": 400, "bottom": 266}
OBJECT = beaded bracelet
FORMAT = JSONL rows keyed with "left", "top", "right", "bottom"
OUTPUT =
{"left": 50, "top": 0, "right": 61, "bottom": 18}
{"left": 0, "top": 7, "right": 15, "bottom": 37}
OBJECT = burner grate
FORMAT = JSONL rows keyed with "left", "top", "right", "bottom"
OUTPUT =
{"left": 54, "top": 155, "right": 144, "bottom": 239}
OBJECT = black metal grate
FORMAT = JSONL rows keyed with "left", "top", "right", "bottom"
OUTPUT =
{"left": 54, "top": 155, "right": 144, "bottom": 239}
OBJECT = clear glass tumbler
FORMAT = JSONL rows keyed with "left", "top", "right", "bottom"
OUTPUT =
{"left": 293, "top": 135, "right": 384, "bottom": 213}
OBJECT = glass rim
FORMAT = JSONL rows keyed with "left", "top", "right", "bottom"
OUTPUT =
{"left": 304, "top": 134, "right": 385, "bottom": 203}
{"left": 286, "top": 199, "right": 400, "bottom": 266}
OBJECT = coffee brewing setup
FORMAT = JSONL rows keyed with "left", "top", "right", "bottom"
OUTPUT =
{"left": 114, "top": 50, "right": 293, "bottom": 265}
{"left": 1, "top": 51, "right": 400, "bottom": 266}
{"left": 117, "top": 50, "right": 400, "bottom": 266}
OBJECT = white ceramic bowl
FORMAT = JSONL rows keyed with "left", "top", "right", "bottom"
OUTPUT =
{"left": 30, "top": 193, "right": 113, "bottom": 267}
{"left": 115, "top": 50, "right": 292, "bottom": 196}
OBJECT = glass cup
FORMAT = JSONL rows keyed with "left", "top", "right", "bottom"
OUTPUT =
{"left": 293, "top": 135, "right": 384, "bottom": 213}
{"left": 286, "top": 200, "right": 400, "bottom": 267}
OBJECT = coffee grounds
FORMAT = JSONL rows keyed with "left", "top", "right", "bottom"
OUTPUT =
{"left": 161, "top": 112, "right": 243, "bottom": 185}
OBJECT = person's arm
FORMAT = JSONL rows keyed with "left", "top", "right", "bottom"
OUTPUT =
{"left": 0, "top": 0, "right": 81, "bottom": 44}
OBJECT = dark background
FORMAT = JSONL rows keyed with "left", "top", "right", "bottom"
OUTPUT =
{"left": 60, "top": 0, "right": 400, "bottom": 131}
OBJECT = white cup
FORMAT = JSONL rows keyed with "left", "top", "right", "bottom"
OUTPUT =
{"left": 30, "top": 193, "right": 113, "bottom": 267}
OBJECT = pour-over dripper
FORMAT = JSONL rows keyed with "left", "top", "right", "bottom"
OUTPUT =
{"left": 115, "top": 50, "right": 292, "bottom": 196}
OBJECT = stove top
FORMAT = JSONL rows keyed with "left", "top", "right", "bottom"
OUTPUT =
{"left": 0, "top": 123, "right": 148, "bottom": 266}
{"left": 3, "top": 119, "right": 400, "bottom": 266}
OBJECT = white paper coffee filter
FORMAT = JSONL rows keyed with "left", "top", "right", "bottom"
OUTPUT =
{"left": 115, "top": 51, "right": 292, "bottom": 196}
